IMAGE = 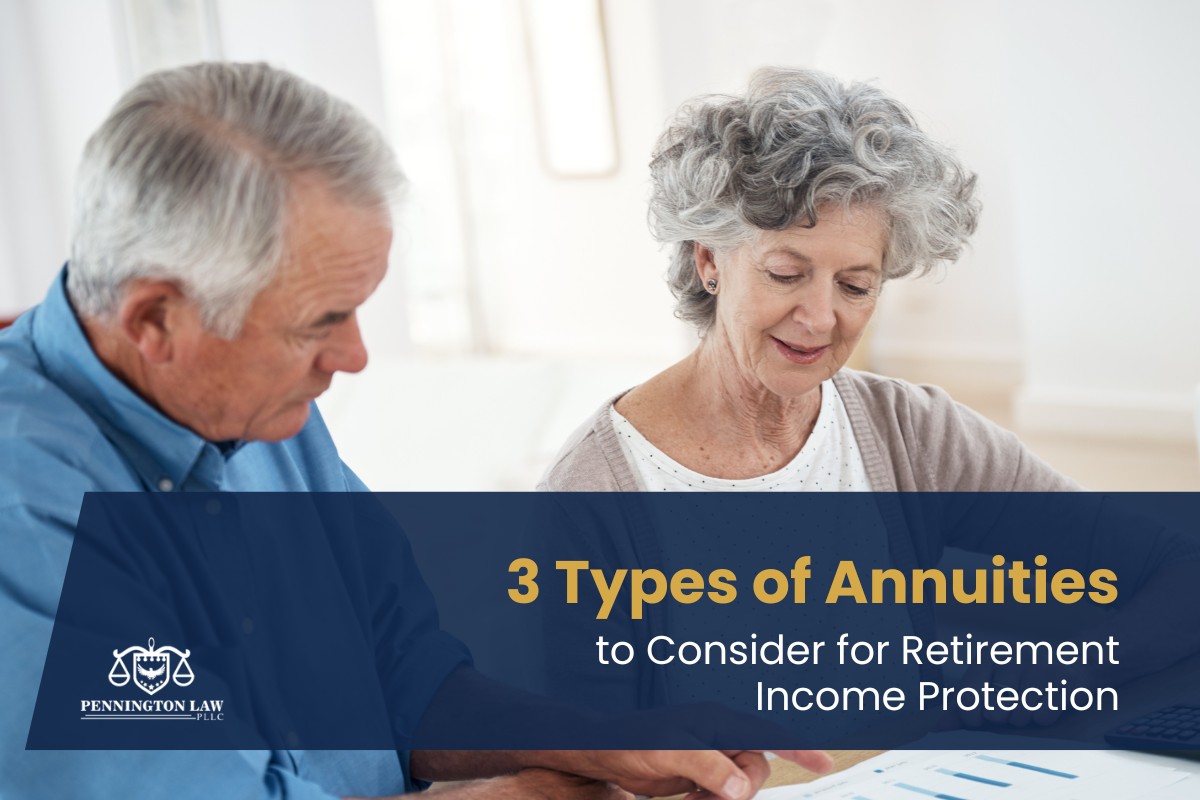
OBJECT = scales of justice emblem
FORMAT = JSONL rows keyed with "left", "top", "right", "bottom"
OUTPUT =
{"left": 108, "top": 637, "right": 194, "bottom": 695}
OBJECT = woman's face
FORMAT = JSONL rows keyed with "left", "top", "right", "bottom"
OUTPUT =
{"left": 697, "top": 205, "right": 885, "bottom": 400}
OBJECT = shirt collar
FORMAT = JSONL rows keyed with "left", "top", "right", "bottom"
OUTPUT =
{"left": 32, "top": 266, "right": 242, "bottom": 491}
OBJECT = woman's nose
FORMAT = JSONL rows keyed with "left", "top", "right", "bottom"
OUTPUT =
{"left": 791, "top": 285, "right": 836, "bottom": 335}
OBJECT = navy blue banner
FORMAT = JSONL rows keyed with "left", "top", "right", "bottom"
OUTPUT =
{"left": 26, "top": 492, "right": 1200, "bottom": 751}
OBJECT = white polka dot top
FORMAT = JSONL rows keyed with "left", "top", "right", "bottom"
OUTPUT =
{"left": 609, "top": 380, "right": 871, "bottom": 491}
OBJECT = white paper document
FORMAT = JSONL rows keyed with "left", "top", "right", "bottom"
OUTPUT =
{"left": 764, "top": 746, "right": 1198, "bottom": 800}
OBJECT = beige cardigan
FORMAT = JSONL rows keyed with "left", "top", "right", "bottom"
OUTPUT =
{"left": 535, "top": 370, "right": 1200, "bottom": 706}
{"left": 538, "top": 369, "right": 1078, "bottom": 493}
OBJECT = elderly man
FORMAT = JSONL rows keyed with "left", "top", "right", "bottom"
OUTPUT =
{"left": 0, "top": 63, "right": 824, "bottom": 799}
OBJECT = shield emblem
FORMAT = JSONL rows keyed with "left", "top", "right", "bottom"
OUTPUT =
{"left": 133, "top": 651, "right": 171, "bottom": 695}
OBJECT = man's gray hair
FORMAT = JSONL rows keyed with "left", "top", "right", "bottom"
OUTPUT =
{"left": 650, "top": 67, "right": 980, "bottom": 332}
{"left": 68, "top": 61, "right": 404, "bottom": 338}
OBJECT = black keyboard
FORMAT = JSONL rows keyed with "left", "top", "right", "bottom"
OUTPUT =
{"left": 1106, "top": 704, "right": 1200, "bottom": 756}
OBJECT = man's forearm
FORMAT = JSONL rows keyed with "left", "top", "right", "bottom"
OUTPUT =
{"left": 408, "top": 669, "right": 831, "bottom": 798}
{"left": 410, "top": 751, "right": 627, "bottom": 783}
{"left": 409, "top": 750, "right": 543, "bottom": 782}
{"left": 351, "top": 766, "right": 631, "bottom": 800}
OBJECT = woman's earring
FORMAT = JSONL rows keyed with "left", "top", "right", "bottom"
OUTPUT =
{"left": 705, "top": 279, "right": 718, "bottom": 294}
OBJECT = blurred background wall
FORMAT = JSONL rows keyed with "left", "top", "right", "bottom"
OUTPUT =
{"left": 1, "top": 0, "right": 1197, "bottom": 489}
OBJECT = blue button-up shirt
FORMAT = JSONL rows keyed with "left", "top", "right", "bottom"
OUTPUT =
{"left": 0, "top": 270, "right": 425, "bottom": 798}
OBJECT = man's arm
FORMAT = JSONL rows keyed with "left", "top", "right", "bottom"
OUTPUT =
{"left": 410, "top": 749, "right": 786, "bottom": 800}
{"left": 407, "top": 670, "right": 832, "bottom": 800}
{"left": 345, "top": 490, "right": 831, "bottom": 798}
{"left": 350, "top": 768, "right": 634, "bottom": 800}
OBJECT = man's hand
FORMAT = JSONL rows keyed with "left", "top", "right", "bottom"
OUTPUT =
{"left": 434, "top": 768, "right": 635, "bottom": 800}
{"left": 540, "top": 749, "right": 834, "bottom": 800}
{"left": 411, "top": 749, "right": 832, "bottom": 800}
{"left": 349, "top": 768, "right": 634, "bottom": 800}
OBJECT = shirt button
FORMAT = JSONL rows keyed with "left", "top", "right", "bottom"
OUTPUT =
{"left": 157, "top": 478, "right": 174, "bottom": 492}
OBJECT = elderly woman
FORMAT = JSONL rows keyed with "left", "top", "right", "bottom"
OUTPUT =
{"left": 540, "top": 67, "right": 1072, "bottom": 493}
{"left": 531, "top": 65, "right": 1066, "bottom": 721}
{"left": 532, "top": 70, "right": 1200, "bottom": 742}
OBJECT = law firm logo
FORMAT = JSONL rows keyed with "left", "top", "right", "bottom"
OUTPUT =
{"left": 80, "top": 636, "right": 224, "bottom": 722}
{"left": 109, "top": 637, "right": 193, "bottom": 695}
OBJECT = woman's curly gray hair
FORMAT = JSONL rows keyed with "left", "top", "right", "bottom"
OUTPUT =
{"left": 650, "top": 67, "right": 980, "bottom": 331}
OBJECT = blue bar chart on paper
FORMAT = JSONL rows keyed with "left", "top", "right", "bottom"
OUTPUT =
{"left": 782, "top": 747, "right": 1195, "bottom": 799}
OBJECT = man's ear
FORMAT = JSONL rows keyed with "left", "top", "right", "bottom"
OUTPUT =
{"left": 115, "top": 280, "right": 188, "bottom": 364}
{"left": 694, "top": 241, "right": 718, "bottom": 287}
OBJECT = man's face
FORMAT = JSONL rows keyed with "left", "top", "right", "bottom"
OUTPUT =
{"left": 158, "top": 177, "right": 392, "bottom": 442}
